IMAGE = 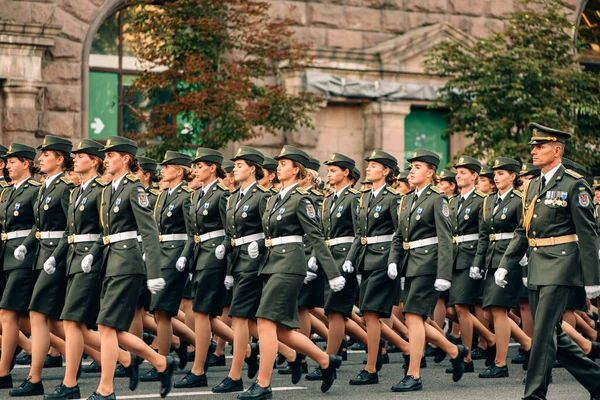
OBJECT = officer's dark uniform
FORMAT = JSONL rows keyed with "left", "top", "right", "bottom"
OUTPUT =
{"left": 498, "top": 123, "right": 600, "bottom": 400}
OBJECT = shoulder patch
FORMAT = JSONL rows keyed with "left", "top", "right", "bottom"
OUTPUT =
{"left": 182, "top": 185, "right": 194, "bottom": 193}
{"left": 306, "top": 202, "right": 316, "bottom": 218}
{"left": 565, "top": 169, "right": 584, "bottom": 179}
{"left": 512, "top": 190, "right": 523, "bottom": 198}
{"left": 256, "top": 184, "right": 269, "bottom": 193}
{"left": 271, "top": 188, "right": 280, "bottom": 194}
{"left": 310, "top": 188, "right": 322, "bottom": 196}
{"left": 217, "top": 182, "right": 229, "bottom": 191}
{"left": 60, "top": 176, "right": 72, "bottom": 185}
{"left": 149, "top": 189, "right": 161, "bottom": 196}
{"left": 0, "top": 180, "right": 9, "bottom": 188}
{"left": 430, "top": 186, "right": 443, "bottom": 195}
{"left": 126, "top": 173, "right": 140, "bottom": 182}
{"left": 28, "top": 179, "right": 41, "bottom": 186}
{"left": 94, "top": 177, "right": 109, "bottom": 186}
{"left": 387, "top": 186, "right": 399, "bottom": 195}
{"left": 296, "top": 187, "right": 308, "bottom": 195}
{"left": 348, "top": 188, "right": 360, "bottom": 195}
{"left": 475, "top": 189, "right": 488, "bottom": 198}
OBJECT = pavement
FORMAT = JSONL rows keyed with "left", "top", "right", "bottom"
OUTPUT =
{"left": 7, "top": 344, "right": 594, "bottom": 399}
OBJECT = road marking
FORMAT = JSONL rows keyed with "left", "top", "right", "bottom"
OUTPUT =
{"left": 73, "top": 386, "right": 307, "bottom": 399}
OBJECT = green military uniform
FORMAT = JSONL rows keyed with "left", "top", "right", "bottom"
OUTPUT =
{"left": 498, "top": 123, "right": 600, "bottom": 400}
{"left": 439, "top": 169, "right": 457, "bottom": 185}
{"left": 23, "top": 136, "right": 75, "bottom": 319}
{"left": 220, "top": 147, "right": 269, "bottom": 319}
{"left": 448, "top": 156, "right": 486, "bottom": 307}
{"left": 479, "top": 165, "right": 495, "bottom": 181}
{"left": 181, "top": 148, "right": 230, "bottom": 316}
{"left": 53, "top": 139, "right": 107, "bottom": 327}
{"left": 322, "top": 153, "right": 360, "bottom": 317}
{"left": 261, "top": 157, "right": 279, "bottom": 196}
{"left": 518, "top": 162, "right": 541, "bottom": 300}
{"left": 346, "top": 150, "right": 401, "bottom": 318}
{"left": 472, "top": 158, "right": 523, "bottom": 310}
{"left": 388, "top": 149, "right": 453, "bottom": 319}
{"left": 222, "top": 161, "right": 234, "bottom": 174}
{"left": 256, "top": 146, "right": 340, "bottom": 329}
{"left": 150, "top": 151, "right": 194, "bottom": 317}
{"left": 0, "top": 144, "right": 40, "bottom": 313}
{"left": 90, "top": 137, "right": 163, "bottom": 331}
{"left": 520, "top": 163, "right": 541, "bottom": 178}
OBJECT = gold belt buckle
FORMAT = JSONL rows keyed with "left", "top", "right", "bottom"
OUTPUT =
{"left": 452, "top": 236, "right": 458, "bottom": 244}
{"left": 194, "top": 235, "right": 201, "bottom": 243}
{"left": 489, "top": 234, "right": 496, "bottom": 241}
{"left": 68, "top": 235, "right": 75, "bottom": 244}
{"left": 158, "top": 234, "right": 164, "bottom": 242}
{"left": 1, "top": 233, "right": 7, "bottom": 241}
{"left": 231, "top": 238, "right": 236, "bottom": 247}
{"left": 35, "top": 231, "right": 41, "bottom": 240}
{"left": 265, "top": 238, "right": 273, "bottom": 248}
{"left": 103, "top": 236, "right": 111, "bottom": 245}
{"left": 403, "top": 242, "right": 411, "bottom": 250}
{"left": 361, "top": 237, "right": 367, "bottom": 245}
{"left": 529, "top": 238, "right": 537, "bottom": 247}
{"left": 325, "top": 239, "right": 330, "bottom": 247}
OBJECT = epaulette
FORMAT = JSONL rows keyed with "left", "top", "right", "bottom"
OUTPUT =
{"left": 386, "top": 186, "right": 399, "bottom": 195}
{"left": 430, "top": 186, "right": 443, "bottom": 195}
{"left": 296, "top": 187, "right": 308, "bottom": 195}
{"left": 271, "top": 188, "right": 280, "bottom": 194}
{"left": 94, "top": 177, "right": 109, "bottom": 186}
{"left": 360, "top": 187, "right": 370, "bottom": 193}
{"left": 256, "top": 184, "right": 269, "bottom": 193}
{"left": 0, "top": 180, "right": 10, "bottom": 188}
{"left": 126, "top": 173, "right": 139, "bottom": 182}
{"left": 348, "top": 188, "right": 360, "bottom": 195}
{"left": 474, "top": 190, "right": 488, "bottom": 198}
{"left": 59, "top": 176, "right": 72, "bottom": 185}
{"left": 310, "top": 188, "right": 322, "bottom": 196}
{"left": 27, "top": 179, "right": 41, "bottom": 186}
{"left": 182, "top": 185, "right": 194, "bottom": 193}
{"left": 217, "top": 182, "right": 229, "bottom": 191}
{"left": 149, "top": 188, "right": 161, "bottom": 196}
{"left": 565, "top": 169, "right": 584, "bottom": 179}
{"left": 512, "top": 190, "right": 523, "bottom": 198}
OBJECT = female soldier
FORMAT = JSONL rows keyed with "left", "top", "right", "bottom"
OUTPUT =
{"left": 11, "top": 136, "right": 74, "bottom": 397}
{"left": 477, "top": 166, "right": 497, "bottom": 195}
{"left": 471, "top": 157, "right": 532, "bottom": 379}
{"left": 212, "top": 146, "right": 267, "bottom": 393}
{"left": 238, "top": 145, "right": 344, "bottom": 400}
{"left": 396, "top": 171, "right": 411, "bottom": 195}
{"left": 258, "top": 157, "right": 279, "bottom": 195}
{"left": 0, "top": 144, "right": 41, "bottom": 389}
{"left": 82, "top": 136, "right": 176, "bottom": 400}
{"left": 387, "top": 149, "right": 468, "bottom": 392}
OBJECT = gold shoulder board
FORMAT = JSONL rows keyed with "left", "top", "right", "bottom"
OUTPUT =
{"left": 564, "top": 169, "right": 584, "bottom": 179}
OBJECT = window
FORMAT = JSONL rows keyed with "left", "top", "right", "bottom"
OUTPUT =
{"left": 404, "top": 108, "right": 449, "bottom": 169}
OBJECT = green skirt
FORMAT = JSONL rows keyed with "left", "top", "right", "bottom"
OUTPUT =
{"left": 192, "top": 268, "right": 226, "bottom": 316}
{"left": 29, "top": 268, "right": 67, "bottom": 319}
{"left": 449, "top": 268, "right": 482, "bottom": 306}
{"left": 403, "top": 274, "right": 437, "bottom": 319}
{"left": 150, "top": 268, "right": 188, "bottom": 316}
{"left": 229, "top": 270, "right": 262, "bottom": 319}
{"left": 358, "top": 268, "right": 397, "bottom": 318}
{"left": 0, "top": 269, "right": 37, "bottom": 313}
{"left": 97, "top": 274, "right": 144, "bottom": 331}
{"left": 61, "top": 272, "right": 102, "bottom": 327}
{"left": 256, "top": 273, "right": 304, "bottom": 329}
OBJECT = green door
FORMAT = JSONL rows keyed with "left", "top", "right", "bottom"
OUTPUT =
{"left": 404, "top": 109, "right": 448, "bottom": 170}
{"left": 88, "top": 71, "right": 118, "bottom": 140}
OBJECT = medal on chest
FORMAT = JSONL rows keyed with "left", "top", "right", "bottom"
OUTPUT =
{"left": 416, "top": 207, "right": 423, "bottom": 221}
{"left": 501, "top": 207, "right": 508, "bottom": 220}
{"left": 14, "top": 202, "right": 20, "bottom": 216}
{"left": 242, "top": 204, "right": 249, "bottom": 218}
{"left": 167, "top": 204, "right": 174, "bottom": 217}
{"left": 202, "top": 202, "right": 209, "bottom": 215}
{"left": 43, "top": 196, "right": 51, "bottom": 211}
{"left": 80, "top": 198, "right": 87, "bottom": 212}
{"left": 114, "top": 197, "right": 122, "bottom": 213}
{"left": 464, "top": 207, "right": 471, "bottom": 220}
{"left": 277, "top": 207, "right": 285, "bottom": 221}
{"left": 336, "top": 205, "right": 343, "bottom": 218}
{"left": 374, "top": 205, "right": 382, "bottom": 218}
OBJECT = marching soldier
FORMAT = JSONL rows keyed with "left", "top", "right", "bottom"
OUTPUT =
{"left": 477, "top": 165, "right": 497, "bottom": 194}
{"left": 258, "top": 158, "right": 279, "bottom": 195}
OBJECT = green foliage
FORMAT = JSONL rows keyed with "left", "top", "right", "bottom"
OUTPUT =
{"left": 124, "top": 0, "right": 320, "bottom": 159}
{"left": 425, "top": 0, "right": 600, "bottom": 168}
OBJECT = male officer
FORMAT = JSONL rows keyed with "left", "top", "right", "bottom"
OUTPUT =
{"left": 496, "top": 123, "right": 600, "bottom": 400}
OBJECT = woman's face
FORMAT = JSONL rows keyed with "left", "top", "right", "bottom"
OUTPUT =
{"left": 277, "top": 159, "right": 298, "bottom": 182}
{"left": 160, "top": 164, "right": 181, "bottom": 185}
{"left": 477, "top": 176, "right": 496, "bottom": 194}
{"left": 38, "top": 150, "right": 62, "bottom": 174}
{"left": 407, "top": 161, "right": 431, "bottom": 188}
{"left": 193, "top": 161, "right": 215, "bottom": 184}
{"left": 258, "top": 168, "right": 274, "bottom": 187}
{"left": 327, "top": 165, "right": 348, "bottom": 187}
{"left": 397, "top": 181, "right": 411, "bottom": 195}
{"left": 6, "top": 157, "right": 29, "bottom": 181}
{"left": 103, "top": 151, "right": 127, "bottom": 175}
{"left": 493, "top": 170, "right": 515, "bottom": 192}
{"left": 73, "top": 153, "right": 95, "bottom": 175}
{"left": 365, "top": 161, "right": 388, "bottom": 184}
{"left": 233, "top": 160, "right": 253, "bottom": 183}
{"left": 455, "top": 167, "right": 477, "bottom": 188}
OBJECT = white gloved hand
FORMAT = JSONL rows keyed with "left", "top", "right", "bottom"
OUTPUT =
{"left": 329, "top": 276, "right": 346, "bottom": 292}
{"left": 401, "top": 277, "right": 405, "bottom": 291}
{"left": 387, "top": 263, "right": 398, "bottom": 280}
{"left": 304, "top": 271, "right": 317, "bottom": 284}
{"left": 81, "top": 254, "right": 93, "bottom": 273}
{"left": 434, "top": 279, "right": 451, "bottom": 291}
{"left": 248, "top": 241, "right": 259, "bottom": 259}
{"left": 43, "top": 256, "right": 56, "bottom": 275}
{"left": 356, "top": 274, "right": 362, "bottom": 285}
{"left": 495, "top": 268, "right": 508, "bottom": 288}
{"left": 469, "top": 266, "right": 483, "bottom": 280}
{"left": 224, "top": 275, "right": 234, "bottom": 290}
{"left": 215, "top": 244, "right": 226, "bottom": 260}
{"left": 598, "top": 249, "right": 600, "bottom": 260}
{"left": 307, "top": 256, "right": 318, "bottom": 272}
{"left": 14, "top": 245, "right": 26, "bottom": 261}
{"left": 147, "top": 278, "right": 166, "bottom": 294}
{"left": 522, "top": 277, "right": 528, "bottom": 287}
{"left": 142, "top": 253, "right": 146, "bottom": 262}
{"left": 176, "top": 257, "right": 187, "bottom": 272}
{"left": 585, "top": 285, "right": 600, "bottom": 299}
{"left": 342, "top": 260, "right": 354, "bottom": 274}
{"left": 519, "top": 255, "right": 528, "bottom": 266}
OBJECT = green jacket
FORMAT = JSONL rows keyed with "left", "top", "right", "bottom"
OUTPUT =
{"left": 388, "top": 185, "right": 453, "bottom": 280}
{"left": 321, "top": 186, "right": 360, "bottom": 266}
{"left": 449, "top": 189, "right": 486, "bottom": 270}
{"left": 498, "top": 165, "right": 600, "bottom": 287}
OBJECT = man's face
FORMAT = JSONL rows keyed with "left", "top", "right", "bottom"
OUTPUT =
{"left": 531, "top": 143, "right": 558, "bottom": 167}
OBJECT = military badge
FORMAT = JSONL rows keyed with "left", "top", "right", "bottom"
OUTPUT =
{"left": 578, "top": 191, "right": 590, "bottom": 207}
{"left": 442, "top": 203, "right": 450, "bottom": 217}
{"left": 306, "top": 203, "right": 316, "bottom": 219}
{"left": 138, "top": 193, "right": 149, "bottom": 208}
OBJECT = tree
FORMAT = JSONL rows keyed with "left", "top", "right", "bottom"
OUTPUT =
{"left": 124, "top": 0, "right": 320, "bottom": 158}
{"left": 425, "top": 0, "right": 600, "bottom": 168}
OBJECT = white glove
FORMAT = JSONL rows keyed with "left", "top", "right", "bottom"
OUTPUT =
{"left": 147, "top": 278, "right": 166, "bottom": 294}
{"left": 307, "top": 256, "right": 318, "bottom": 272}
{"left": 585, "top": 285, "right": 600, "bottom": 299}
{"left": 176, "top": 257, "right": 187, "bottom": 272}
{"left": 14, "top": 245, "right": 26, "bottom": 261}
{"left": 469, "top": 266, "right": 483, "bottom": 280}
{"left": 522, "top": 277, "right": 528, "bottom": 287}
{"left": 142, "top": 253, "right": 146, "bottom": 262}
{"left": 248, "top": 241, "right": 259, "bottom": 259}
{"left": 356, "top": 274, "right": 362, "bottom": 285}
{"left": 434, "top": 279, "right": 451, "bottom": 291}
{"left": 342, "top": 260, "right": 354, "bottom": 274}
{"left": 598, "top": 249, "right": 600, "bottom": 260}
{"left": 304, "top": 271, "right": 317, "bottom": 284}
{"left": 43, "top": 256, "right": 56, "bottom": 275}
{"left": 224, "top": 275, "right": 234, "bottom": 290}
{"left": 329, "top": 276, "right": 346, "bottom": 292}
{"left": 495, "top": 268, "right": 508, "bottom": 288}
{"left": 519, "top": 255, "right": 528, "bottom": 266}
{"left": 81, "top": 254, "right": 93, "bottom": 273}
{"left": 387, "top": 263, "right": 398, "bottom": 280}
{"left": 215, "top": 244, "right": 226, "bottom": 260}
{"left": 401, "top": 277, "right": 405, "bottom": 291}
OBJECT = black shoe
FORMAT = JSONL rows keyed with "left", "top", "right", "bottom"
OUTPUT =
{"left": 206, "top": 353, "right": 226, "bottom": 367}
{"left": 14, "top": 353, "right": 31, "bottom": 366}
{"left": 276, "top": 353, "right": 286, "bottom": 366}
{"left": 175, "top": 340, "right": 188, "bottom": 370}
{"left": 589, "top": 342, "right": 600, "bottom": 361}
{"left": 375, "top": 339, "right": 385, "bottom": 372}
{"left": 402, "top": 353, "right": 410, "bottom": 376}
{"left": 204, "top": 341, "right": 217, "bottom": 371}
{"left": 382, "top": 353, "right": 390, "bottom": 365}
{"left": 187, "top": 350, "right": 195, "bottom": 362}
{"left": 471, "top": 346, "right": 487, "bottom": 360}
{"left": 523, "top": 349, "right": 531, "bottom": 371}
{"left": 174, "top": 371, "right": 207, "bottom": 388}
{"left": 553, "top": 360, "right": 564, "bottom": 368}
{"left": 349, "top": 369, "right": 378, "bottom": 385}
{"left": 0, "top": 374, "right": 12, "bottom": 389}
{"left": 306, "top": 366, "right": 323, "bottom": 381}
{"left": 485, "top": 344, "right": 496, "bottom": 367}
{"left": 158, "top": 356, "right": 176, "bottom": 398}
{"left": 478, "top": 364, "right": 509, "bottom": 378}
{"left": 388, "top": 344, "right": 400, "bottom": 354}
{"left": 449, "top": 345, "right": 469, "bottom": 382}
{"left": 44, "top": 355, "right": 63, "bottom": 368}
{"left": 339, "top": 349, "right": 347, "bottom": 361}
{"left": 433, "top": 346, "right": 447, "bottom": 363}
{"left": 76, "top": 359, "right": 82, "bottom": 381}
{"left": 321, "top": 355, "right": 341, "bottom": 393}
{"left": 114, "top": 362, "right": 126, "bottom": 378}
{"left": 446, "top": 333, "right": 462, "bottom": 345}
{"left": 424, "top": 344, "right": 436, "bottom": 357}
{"left": 86, "top": 392, "right": 116, "bottom": 400}
{"left": 124, "top": 354, "right": 141, "bottom": 391}
{"left": 350, "top": 342, "right": 367, "bottom": 351}
{"left": 9, "top": 379, "right": 44, "bottom": 397}
{"left": 288, "top": 354, "right": 305, "bottom": 384}
{"left": 244, "top": 343, "right": 259, "bottom": 380}
{"left": 420, "top": 356, "right": 427, "bottom": 368}
{"left": 142, "top": 332, "right": 155, "bottom": 346}
{"left": 212, "top": 376, "right": 243, "bottom": 393}
{"left": 237, "top": 382, "right": 272, "bottom": 400}
{"left": 446, "top": 361, "right": 474, "bottom": 374}
{"left": 44, "top": 383, "right": 80, "bottom": 399}
{"left": 82, "top": 361, "right": 101, "bottom": 374}
{"left": 511, "top": 347, "right": 526, "bottom": 364}
{"left": 391, "top": 375, "right": 422, "bottom": 392}
{"left": 140, "top": 366, "right": 160, "bottom": 382}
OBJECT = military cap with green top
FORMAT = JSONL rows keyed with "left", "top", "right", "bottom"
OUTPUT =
{"left": 161, "top": 150, "right": 192, "bottom": 167}
{"left": 528, "top": 122, "right": 572, "bottom": 145}
{"left": 100, "top": 136, "right": 138, "bottom": 156}
{"left": 307, "top": 157, "right": 320, "bottom": 172}
{"left": 454, "top": 155, "right": 482, "bottom": 174}
{"left": 479, "top": 165, "right": 494, "bottom": 179}
{"left": 192, "top": 147, "right": 223, "bottom": 165}
{"left": 562, "top": 158, "right": 587, "bottom": 177}
{"left": 393, "top": 164, "right": 400, "bottom": 177}
{"left": 72, "top": 138, "right": 105, "bottom": 160}
{"left": 592, "top": 176, "right": 600, "bottom": 189}
{"left": 262, "top": 157, "right": 278, "bottom": 172}
{"left": 0, "top": 144, "right": 8, "bottom": 160}
{"left": 439, "top": 169, "right": 456, "bottom": 183}
{"left": 406, "top": 148, "right": 440, "bottom": 169}
{"left": 38, "top": 135, "right": 73, "bottom": 154}
{"left": 491, "top": 157, "right": 521, "bottom": 173}
{"left": 137, "top": 156, "right": 158, "bottom": 173}
{"left": 222, "top": 161, "right": 234, "bottom": 174}
{"left": 519, "top": 162, "right": 541, "bottom": 177}
{"left": 364, "top": 149, "right": 398, "bottom": 170}
{"left": 274, "top": 145, "right": 310, "bottom": 168}
{"left": 397, "top": 170, "right": 409, "bottom": 184}
{"left": 352, "top": 167, "right": 361, "bottom": 182}
{"left": 324, "top": 152, "right": 355, "bottom": 171}
{"left": 5, "top": 143, "right": 37, "bottom": 160}
{"left": 231, "top": 146, "right": 265, "bottom": 166}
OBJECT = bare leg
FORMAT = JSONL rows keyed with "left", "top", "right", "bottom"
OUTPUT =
{"left": 519, "top": 299, "right": 534, "bottom": 338}
{"left": 563, "top": 309, "right": 576, "bottom": 328}
{"left": 309, "top": 314, "right": 329, "bottom": 341}
{"left": 215, "top": 306, "right": 231, "bottom": 356}
{"left": 454, "top": 304, "right": 473, "bottom": 362}
{"left": 475, "top": 304, "right": 489, "bottom": 350}
{"left": 405, "top": 314, "right": 426, "bottom": 378}
{"left": 325, "top": 312, "right": 345, "bottom": 355}
{"left": 96, "top": 325, "right": 119, "bottom": 396}
{"left": 380, "top": 322, "right": 409, "bottom": 353}
{"left": 256, "top": 318, "right": 277, "bottom": 387}
{"left": 276, "top": 325, "right": 329, "bottom": 368}
{"left": 116, "top": 330, "right": 168, "bottom": 372}
{"left": 362, "top": 312, "right": 381, "bottom": 373}
{"left": 28, "top": 311, "right": 50, "bottom": 383}
{"left": 154, "top": 310, "right": 173, "bottom": 356}
{"left": 490, "top": 307, "right": 510, "bottom": 367}
{"left": 562, "top": 321, "right": 593, "bottom": 354}
{"left": 190, "top": 312, "right": 211, "bottom": 376}
{"left": 229, "top": 317, "right": 250, "bottom": 381}
{"left": 129, "top": 307, "right": 144, "bottom": 338}
{"left": 0, "top": 311, "right": 19, "bottom": 376}
{"left": 298, "top": 308, "right": 311, "bottom": 337}
{"left": 434, "top": 298, "right": 447, "bottom": 330}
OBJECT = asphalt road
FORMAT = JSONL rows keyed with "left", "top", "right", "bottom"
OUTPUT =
{"left": 7, "top": 344, "right": 593, "bottom": 399}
